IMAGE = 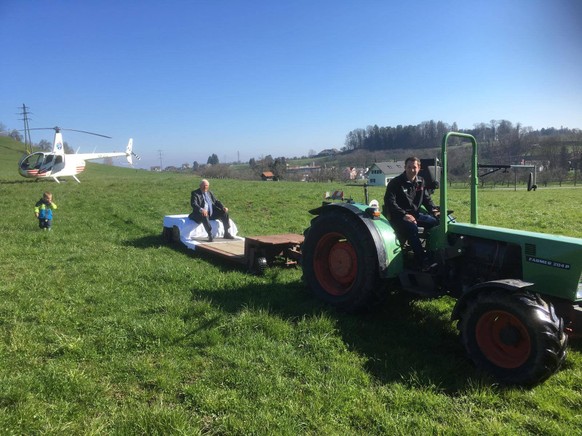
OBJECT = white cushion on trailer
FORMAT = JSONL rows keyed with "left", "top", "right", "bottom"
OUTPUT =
{"left": 163, "top": 214, "right": 238, "bottom": 246}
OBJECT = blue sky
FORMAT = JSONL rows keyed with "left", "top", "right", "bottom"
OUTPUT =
{"left": 1, "top": 0, "right": 581, "bottom": 169}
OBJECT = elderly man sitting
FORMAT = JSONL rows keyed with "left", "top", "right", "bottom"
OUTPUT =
{"left": 188, "top": 179, "right": 234, "bottom": 242}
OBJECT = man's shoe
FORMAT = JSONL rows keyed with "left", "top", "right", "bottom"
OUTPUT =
{"left": 207, "top": 234, "right": 214, "bottom": 242}
{"left": 224, "top": 232, "right": 235, "bottom": 239}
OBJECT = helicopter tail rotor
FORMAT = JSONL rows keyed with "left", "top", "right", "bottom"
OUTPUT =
{"left": 125, "top": 138, "right": 140, "bottom": 165}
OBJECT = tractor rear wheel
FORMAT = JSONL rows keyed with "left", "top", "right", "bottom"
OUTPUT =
{"left": 302, "top": 211, "right": 382, "bottom": 311}
{"left": 459, "top": 289, "right": 567, "bottom": 386}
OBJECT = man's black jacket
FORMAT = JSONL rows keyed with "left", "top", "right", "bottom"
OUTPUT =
{"left": 188, "top": 188, "right": 226, "bottom": 223}
{"left": 383, "top": 172, "right": 437, "bottom": 220}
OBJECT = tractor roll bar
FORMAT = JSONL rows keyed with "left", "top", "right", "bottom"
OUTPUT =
{"left": 440, "top": 132, "right": 479, "bottom": 233}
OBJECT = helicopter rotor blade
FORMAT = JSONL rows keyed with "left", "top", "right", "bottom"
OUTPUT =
{"left": 25, "top": 127, "right": 111, "bottom": 138}
{"left": 64, "top": 129, "right": 111, "bottom": 139}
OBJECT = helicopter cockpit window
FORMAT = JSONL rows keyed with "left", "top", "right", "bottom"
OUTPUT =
{"left": 20, "top": 153, "right": 44, "bottom": 170}
{"left": 55, "top": 155, "right": 63, "bottom": 165}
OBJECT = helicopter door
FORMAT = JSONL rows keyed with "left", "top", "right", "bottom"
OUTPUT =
{"left": 53, "top": 155, "right": 64, "bottom": 171}
{"left": 39, "top": 154, "right": 54, "bottom": 174}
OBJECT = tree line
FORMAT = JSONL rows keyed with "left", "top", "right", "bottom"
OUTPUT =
{"left": 345, "top": 120, "right": 579, "bottom": 155}
{"left": 344, "top": 119, "right": 582, "bottom": 170}
{"left": 345, "top": 120, "right": 459, "bottom": 151}
{"left": 183, "top": 119, "right": 582, "bottom": 184}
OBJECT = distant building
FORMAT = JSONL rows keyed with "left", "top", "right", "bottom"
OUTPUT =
{"left": 261, "top": 171, "right": 275, "bottom": 181}
{"left": 151, "top": 166, "right": 161, "bottom": 172}
{"left": 342, "top": 167, "right": 357, "bottom": 180}
{"left": 367, "top": 161, "right": 405, "bottom": 186}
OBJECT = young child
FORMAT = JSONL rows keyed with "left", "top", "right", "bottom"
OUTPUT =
{"left": 34, "top": 192, "right": 58, "bottom": 230}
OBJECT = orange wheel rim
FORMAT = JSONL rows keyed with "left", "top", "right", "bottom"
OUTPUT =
{"left": 313, "top": 232, "right": 358, "bottom": 296}
{"left": 475, "top": 310, "right": 531, "bottom": 368}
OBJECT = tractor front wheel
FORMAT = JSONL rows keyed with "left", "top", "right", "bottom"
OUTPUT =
{"left": 459, "top": 289, "right": 567, "bottom": 385}
{"left": 302, "top": 211, "right": 382, "bottom": 311}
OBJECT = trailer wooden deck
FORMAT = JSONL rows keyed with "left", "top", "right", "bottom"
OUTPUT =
{"left": 163, "top": 215, "right": 303, "bottom": 273}
{"left": 194, "top": 239, "right": 246, "bottom": 262}
{"left": 194, "top": 233, "right": 303, "bottom": 272}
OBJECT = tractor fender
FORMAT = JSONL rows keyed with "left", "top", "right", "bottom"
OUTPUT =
{"left": 309, "top": 203, "right": 391, "bottom": 276}
{"left": 451, "top": 279, "right": 535, "bottom": 321}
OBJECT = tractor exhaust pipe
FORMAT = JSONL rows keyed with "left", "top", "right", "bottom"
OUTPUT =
{"left": 364, "top": 183, "right": 369, "bottom": 205}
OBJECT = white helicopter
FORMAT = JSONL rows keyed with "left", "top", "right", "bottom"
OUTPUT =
{"left": 18, "top": 127, "right": 137, "bottom": 183}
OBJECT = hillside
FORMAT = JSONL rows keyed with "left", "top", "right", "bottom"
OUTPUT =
{"left": 0, "top": 135, "right": 25, "bottom": 175}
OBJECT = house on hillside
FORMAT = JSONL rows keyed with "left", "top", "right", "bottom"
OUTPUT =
{"left": 261, "top": 171, "right": 275, "bottom": 181}
{"left": 342, "top": 167, "right": 357, "bottom": 181}
{"left": 366, "top": 161, "right": 405, "bottom": 186}
{"left": 357, "top": 168, "right": 368, "bottom": 180}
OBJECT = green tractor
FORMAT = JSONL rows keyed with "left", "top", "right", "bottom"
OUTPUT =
{"left": 302, "top": 132, "right": 582, "bottom": 386}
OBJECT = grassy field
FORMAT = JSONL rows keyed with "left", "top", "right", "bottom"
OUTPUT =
{"left": 1, "top": 136, "right": 582, "bottom": 434}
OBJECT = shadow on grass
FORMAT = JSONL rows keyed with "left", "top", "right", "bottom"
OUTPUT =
{"left": 189, "top": 275, "right": 479, "bottom": 394}
{"left": 130, "top": 234, "right": 576, "bottom": 391}
{"left": 126, "top": 235, "right": 290, "bottom": 274}
{"left": 125, "top": 234, "right": 171, "bottom": 249}
{"left": 0, "top": 179, "right": 42, "bottom": 184}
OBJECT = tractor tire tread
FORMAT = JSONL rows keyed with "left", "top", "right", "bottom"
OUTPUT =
{"left": 458, "top": 289, "right": 567, "bottom": 386}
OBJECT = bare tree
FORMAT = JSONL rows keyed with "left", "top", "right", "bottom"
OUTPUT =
{"left": 9, "top": 129, "right": 22, "bottom": 142}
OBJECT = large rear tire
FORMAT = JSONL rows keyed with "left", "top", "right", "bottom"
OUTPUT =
{"left": 459, "top": 289, "right": 567, "bottom": 385}
{"left": 302, "top": 211, "right": 382, "bottom": 311}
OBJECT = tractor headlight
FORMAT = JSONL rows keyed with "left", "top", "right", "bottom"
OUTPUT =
{"left": 365, "top": 206, "right": 381, "bottom": 219}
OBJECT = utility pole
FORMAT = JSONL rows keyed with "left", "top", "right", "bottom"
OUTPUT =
{"left": 158, "top": 150, "right": 163, "bottom": 170}
{"left": 19, "top": 104, "right": 33, "bottom": 154}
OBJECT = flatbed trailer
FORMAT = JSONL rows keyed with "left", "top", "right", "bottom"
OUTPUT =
{"left": 162, "top": 215, "right": 303, "bottom": 273}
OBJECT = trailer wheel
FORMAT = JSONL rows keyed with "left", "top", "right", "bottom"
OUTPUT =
{"left": 162, "top": 226, "right": 173, "bottom": 243}
{"left": 459, "top": 289, "right": 567, "bottom": 385}
{"left": 302, "top": 211, "right": 381, "bottom": 311}
{"left": 162, "top": 226, "right": 180, "bottom": 244}
{"left": 255, "top": 257, "right": 268, "bottom": 275}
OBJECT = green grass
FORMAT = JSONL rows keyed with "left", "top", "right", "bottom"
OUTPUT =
{"left": 1, "top": 136, "right": 582, "bottom": 434}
